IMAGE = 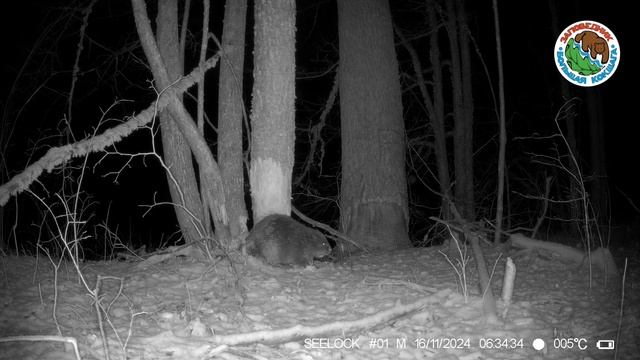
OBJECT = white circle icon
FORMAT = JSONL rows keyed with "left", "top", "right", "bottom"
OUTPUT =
{"left": 532, "top": 338, "right": 545, "bottom": 351}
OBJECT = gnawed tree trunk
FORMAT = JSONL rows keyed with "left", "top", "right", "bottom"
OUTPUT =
{"left": 249, "top": 0, "right": 296, "bottom": 222}
{"left": 156, "top": 0, "right": 205, "bottom": 243}
{"left": 337, "top": 0, "right": 409, "bottom": 250}
{"left": 218, "top": 0, "right": 249, "bottom": 237}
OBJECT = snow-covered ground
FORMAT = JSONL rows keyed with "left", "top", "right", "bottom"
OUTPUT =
{"left": 0, "top": 241, "right": 637, "bottom": 359}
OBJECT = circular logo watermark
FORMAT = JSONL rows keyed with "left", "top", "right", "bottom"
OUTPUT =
{"left": 554, "top": 20, "right": 620, "bottom": 87}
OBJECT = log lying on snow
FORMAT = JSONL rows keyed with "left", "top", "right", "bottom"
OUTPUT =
{"left": 508, "top": 233, "right": 618, "bottom": 277}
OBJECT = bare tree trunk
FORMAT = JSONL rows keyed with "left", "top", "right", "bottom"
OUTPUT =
{"left": 456, "top": 0, "right": 475, "bottom": 221}
{"left": 218, "top": 0, "right": 249, "bottom": 237}
{"left": 492, "top": 0, "right": 507, "bottom": 244}
{"left": 156, "top": 0, "right": 205, "bottom": 244}
{"left": 249, "top": 0, "right": 296, "bottom": 223}
{"left": 445, "top": 0, "right": 473, "bottom": 221}
{"left": 132, "top": 0, "right": 230, "bottom": 245}
{"left": 428, "top": 3, "right": 451, "bottom": 216}
{"left": 548, "top": 0, "right": 582, "bottom": 235}
{"left": 396, "top": 2, "right": 451, "bottom": 217}
{"left": 337, "top": 0, "right": 409, "bottom": 250}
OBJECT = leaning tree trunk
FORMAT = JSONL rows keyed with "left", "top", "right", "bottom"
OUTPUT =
{"left": 133, "top": 0, "right": 230, "bottom": 246}
{"left": 337, "top": 0, "right": 410, "bottom": 250}
{"left": 156, "top": 0, "right": 205, "bottom": 243}
{"left": 218, "top": 0, "right": 249, "bottom": 237}
{"left": 249, "top": 0, "right": 296, "bottom": 223}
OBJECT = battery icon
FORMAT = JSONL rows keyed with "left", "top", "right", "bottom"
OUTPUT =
{"left": 596, "top": 340, "right": 615, "bottom": 349}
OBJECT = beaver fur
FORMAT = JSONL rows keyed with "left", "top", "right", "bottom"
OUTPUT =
{"left": 246, "top": 214, "right": 331, "bottom": 266}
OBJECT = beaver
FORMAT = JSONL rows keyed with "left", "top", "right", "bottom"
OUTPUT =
{"left": 245, "top": 214, "right": 331, "bottom": 266}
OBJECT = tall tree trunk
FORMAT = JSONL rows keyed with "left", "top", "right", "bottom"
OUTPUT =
{"left": 492, "top": 0, "right": 507, "bottom": 244}
{"left": 445, "top": 0, "right": 473, "bottom": 220}
{"left": 548, "top": 0, "right": 583, "bottom": 235}
{"left": 218, "top": 0, "right": 249, "bottom": 237}
{"left": 132, "top": 0, "right": 230, "bottom": 245}
{"left": 156, "top": 0, "right": 205, "bottom": 243}
{"left": 337, "top": 0, "right": 409, "bottom": 250}
{"left": 456, "top": 0, "right": 475, "bottom": 221}
{"left": 428, "top": 3, "right": 451, "bottom": 217}
{"left": 249, "top": 0, "right": 296, "bottom": 222}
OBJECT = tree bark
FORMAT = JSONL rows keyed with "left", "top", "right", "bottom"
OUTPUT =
{"left": 132, "top": 0, "right": 230, "bottom": 244}
{"left": 548, "top": 0, "right": 583, "bottom": 235}
{"left": 445, "top": 0, "right": 473, "bottom": 221}
{"left": 156, "top": 0, "right": 205, "bottom": 244}
{"left": 337, "top": 0, "right": 410, "bottom": 250}
{"left": 218, "top": 0, "right": 249, "bottom": 237}
{"left": 249, "top": 0, "right": 296, "bottom": 223}
{"left": 456, "top": 0, "right": 475, "bottom": 221}
{"left": 492, "top": 0, "right": 507, "bottom": 244}
{"left": 428, "top": 3, "right": 452, "bottom": 216}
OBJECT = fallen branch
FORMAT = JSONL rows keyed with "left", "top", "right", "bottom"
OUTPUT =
{"left": 509, "top": 233, "right": 618, "bottom": 276}
{"left": 139, "top": 288, "right": 452, "bottom": 350}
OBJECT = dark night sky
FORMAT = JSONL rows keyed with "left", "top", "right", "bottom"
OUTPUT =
{"left": 1, "top": 1, "right": 637, "bottom": 251}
